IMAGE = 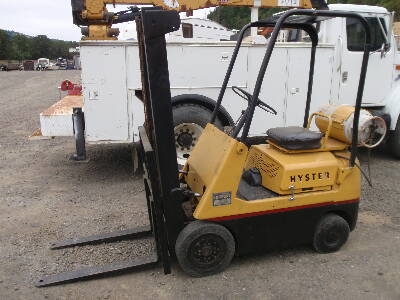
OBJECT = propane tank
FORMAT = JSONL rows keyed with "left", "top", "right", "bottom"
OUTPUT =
{"left": 314, "top": 105, "right": 387, "bottom": 148}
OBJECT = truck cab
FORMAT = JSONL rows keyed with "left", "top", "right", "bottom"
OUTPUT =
{"left": 325, "top": 4, "right": 399, "bottom": 107}
{"left": 321, "top": 5, "right": 400, "bottom": 155}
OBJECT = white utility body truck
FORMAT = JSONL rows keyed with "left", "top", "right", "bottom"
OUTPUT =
{"left": 38, "top": 4, "right": 400, "bottom": 163}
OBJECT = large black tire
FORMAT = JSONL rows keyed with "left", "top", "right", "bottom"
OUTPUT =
{"left": 313, "top": 213, "right": 350, "bottom": 253}
{"left": 172, "top": 104, "right": 223, "bottom": 163}
{"left": 388, "top": 117, "right": 400, "bottom": 158}
{"left": 175, "top": 221, "right": 235, "bottom": 277}
{"left": 172, "top": 103, "right": 223, "bottom": 129}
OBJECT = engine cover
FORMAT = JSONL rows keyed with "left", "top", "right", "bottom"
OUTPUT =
{"left": 245, "top": 144, "right": 339, "bottom": 195}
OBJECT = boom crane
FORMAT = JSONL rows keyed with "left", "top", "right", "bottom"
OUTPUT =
{"left": 71, "top": 0, "right": 328, "bottom": 39}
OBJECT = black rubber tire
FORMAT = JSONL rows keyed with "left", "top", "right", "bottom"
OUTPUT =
{"left": 172, "top": 103, "right": 223, "bottom": 130}
{"left": 388, "top": 117, "right": 400, "bottom": 158}
{"left": 175, "top": 221, "right": 235, "bottom": 277}
{"left": 313, "top": 213, "right": 350, "bottom": 253}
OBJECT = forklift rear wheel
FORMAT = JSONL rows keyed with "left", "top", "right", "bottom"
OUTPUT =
{"left": 175, "top": 221, "right": 235, "bottom": 277}
{"left": 313, "top": 213, "right": 350, "bottom": 253}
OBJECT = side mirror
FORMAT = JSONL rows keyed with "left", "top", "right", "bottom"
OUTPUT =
{"left": 381, "top": 43, "right": 387, "bottom": 58}
{"left": 384, "top": 42, "right": 391, "bottom": 52}
{"left": 376, "top": 12, "right": 394, "bottom": 58}
{"left": 385, "top": 12, "right": 396, "bottom": 53}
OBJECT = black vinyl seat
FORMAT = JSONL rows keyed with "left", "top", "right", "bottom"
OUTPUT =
{"left": 267, "top": 126, "right": 323, "bottom": 151}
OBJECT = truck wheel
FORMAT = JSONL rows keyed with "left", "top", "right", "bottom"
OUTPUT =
{"left": 175, "top": 221, "right": 235, "bottom": 277}
{"left": 172, "top": 104, "right": 222, "bottom": 165}
{"left": 389, "top": 118, "right": 400, "bottom": 158}
{"left": 313, "top": 213, "right": 350, "bottom": 253}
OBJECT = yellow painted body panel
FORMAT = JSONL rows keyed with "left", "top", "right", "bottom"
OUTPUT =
{"left": 186, "top": 124, "right": 360, "bottom": 220}
{"left": 246, "top": 144, "right": 338, "bottom": 194}
{"left": 186, "top": 124, "right": 248, "bottom": 216}
{"left": 82, "top": 25, "right": 118, "bottom": 40}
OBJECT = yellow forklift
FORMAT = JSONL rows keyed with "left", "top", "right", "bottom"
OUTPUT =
{"left": 37, "top": 7, "right": 382, "bottom": 286}
{"left": 174, "top": 9, "right": 379, "bottom": 276}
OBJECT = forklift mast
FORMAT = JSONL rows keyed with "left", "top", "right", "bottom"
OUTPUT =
{"left": 136, "top": 7, "right": 186, "bottom": 249}
{"left": 36, "top": 8, "right": 185, "bottom": 287}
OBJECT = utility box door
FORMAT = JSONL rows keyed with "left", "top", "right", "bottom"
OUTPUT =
{"left": 81, "top": 44, "right": 129, "bottom": 142}
{"left": 285, "top": 46, "right": 335, "bottom": 127}
{"left": 167, "top": 43, "right": 248, "bottom": 88}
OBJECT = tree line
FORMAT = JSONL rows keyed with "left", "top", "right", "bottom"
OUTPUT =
{"left": 0, "top": 30, "right": 79, "bottom": 61}
{"left": 208, "top": 0, "right": 400, "bottom": 30}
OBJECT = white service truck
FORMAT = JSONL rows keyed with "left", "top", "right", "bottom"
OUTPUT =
{"left": 38, "top": 4, "right": 400, "bottom": 163}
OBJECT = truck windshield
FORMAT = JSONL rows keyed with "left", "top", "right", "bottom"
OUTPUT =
{"left": 347, "top": 17, "right": 387, "bottom": 52}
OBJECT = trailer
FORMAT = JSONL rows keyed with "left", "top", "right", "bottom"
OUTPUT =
{"left": 0, "top": 60, "right": 22, "bottom": 71}
{"left": 36, "top": 4, "right": 400, "bottom": 163}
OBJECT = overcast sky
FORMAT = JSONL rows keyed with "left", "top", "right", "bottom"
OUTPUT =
{"left": 0, "top": 0, "right": 213, "bottom": 41}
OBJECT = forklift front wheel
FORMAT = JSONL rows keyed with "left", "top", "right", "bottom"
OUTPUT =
{"left": 175, "top": 221, "right": 235, "bottom": 277}
{"left": 313, "top": 213, "right": 350, "bottom": 254}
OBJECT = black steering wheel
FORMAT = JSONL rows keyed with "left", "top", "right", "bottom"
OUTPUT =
{"left": 232, "top": 86, "right": 277, "bottom": 115}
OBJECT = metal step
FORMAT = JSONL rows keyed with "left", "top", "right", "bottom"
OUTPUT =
{"left": 50, "top": 225, "right": 152, "bottom": 249}
{"left": 36, "top": 252, "right": 159, "bottom": 287}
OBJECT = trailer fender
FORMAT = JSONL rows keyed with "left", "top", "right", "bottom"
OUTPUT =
{"left": 171, "top": 94, "right": 234, "bottom": 127}
{"left": 383, "top": 84, "right": 400, "bottom": 131}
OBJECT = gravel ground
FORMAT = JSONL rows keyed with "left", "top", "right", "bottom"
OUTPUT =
{"left": 0, "top": 70, "right": 399, "bottom": 299}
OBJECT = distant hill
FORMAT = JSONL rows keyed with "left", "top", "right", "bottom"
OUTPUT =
{"left": 3, "top": 30, "right": 27, "bottom": 38}
{"left": 0, "top": 29, "right": 78, "bottom": 61}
